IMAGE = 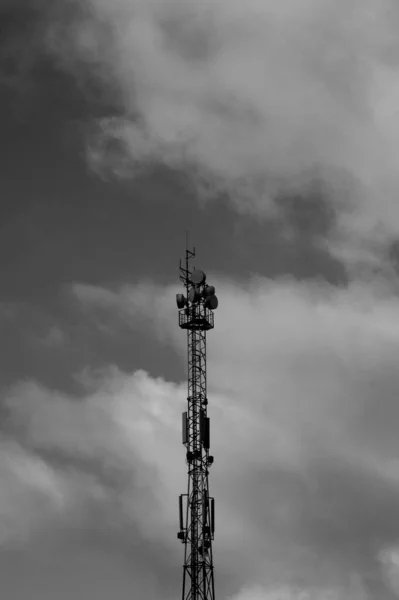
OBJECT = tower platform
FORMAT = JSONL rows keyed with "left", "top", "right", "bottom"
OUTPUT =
{"left": 179, "top": 309, "right": 214, "bottom": 331}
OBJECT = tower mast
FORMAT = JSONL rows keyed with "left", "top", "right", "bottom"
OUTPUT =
{"left": 176, "top": 243, "right": 218, "bottom": 600}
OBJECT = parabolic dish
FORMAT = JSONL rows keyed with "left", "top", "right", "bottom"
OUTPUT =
{"left": 191, "top": 269, "right": 206, "bottom": 285}
{"left": 203, "top": 285, "right": 215, "bottom": 297}
{"left": 205, "top": 295, "right": 218, "bottom": 310}
{"left": 188, "top": 286, "right": 201, "bottom": 303}
{"left": 176, "top": 293, "right": 186, "bottom": 309}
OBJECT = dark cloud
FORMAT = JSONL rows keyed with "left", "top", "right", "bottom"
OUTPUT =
{"left": 2, "top": 3, "right": 399, "bottom": 600}
{"left": 40, "top": 0, "right": 399, "bottom": 272}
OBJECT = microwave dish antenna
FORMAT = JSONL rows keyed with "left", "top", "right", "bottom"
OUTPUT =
{"left": 191, "top": 269, "right": 206, "bottom": 286}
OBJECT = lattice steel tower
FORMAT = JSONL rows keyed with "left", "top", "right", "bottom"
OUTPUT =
{"left": 176, "top": 244, "right": 218, "bottom": 600}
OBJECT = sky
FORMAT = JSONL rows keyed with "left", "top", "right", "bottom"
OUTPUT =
{"left": 3, "top": 0, "right": 399, "bottom": 599}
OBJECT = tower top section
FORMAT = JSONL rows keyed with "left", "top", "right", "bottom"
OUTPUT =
{"left": 176, "top": 244, "right": 218, "bottom": 332}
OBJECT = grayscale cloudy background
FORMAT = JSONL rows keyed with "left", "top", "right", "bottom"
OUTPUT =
{"left": 2, "top": 1, "right": 399, "bottom": 598}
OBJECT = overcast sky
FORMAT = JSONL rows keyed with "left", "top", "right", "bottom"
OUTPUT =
{"left": 2, "top": 1, "right": 399, "bottom": 599}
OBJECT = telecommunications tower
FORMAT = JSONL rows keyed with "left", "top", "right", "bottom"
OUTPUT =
{"left": 176, "top": 244, "right": 218, "bottom": 600}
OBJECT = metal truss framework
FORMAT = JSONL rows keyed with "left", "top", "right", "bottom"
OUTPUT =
{"left": 177, "top": 246, "right": 216, "bottom": 600}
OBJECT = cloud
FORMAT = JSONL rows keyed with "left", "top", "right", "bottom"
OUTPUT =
{"left": 1, "top": 369, "right": 185, "bottom": 599}
{"left": 67, "top": 275, "right": 399, "bottom": 599}
{"left": 0, "top": 1, "right": 46, "bottom": 94}
{"left": 227, "top": 580, "right": 368, "bottom": 600}
{"left": 4, "top": 366, "right": 197, "bottom": 547}
{"left": 0, "top": 439, "right": 66, "bottom": 546}
{"left": 43, "top": 0, "right": 399, "bottom": 269}
{"left": 3, "top": 273, "right": 399, "bottom": 597}
{"left": 41, "top": 325, "right": 66, "bottom": 347}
